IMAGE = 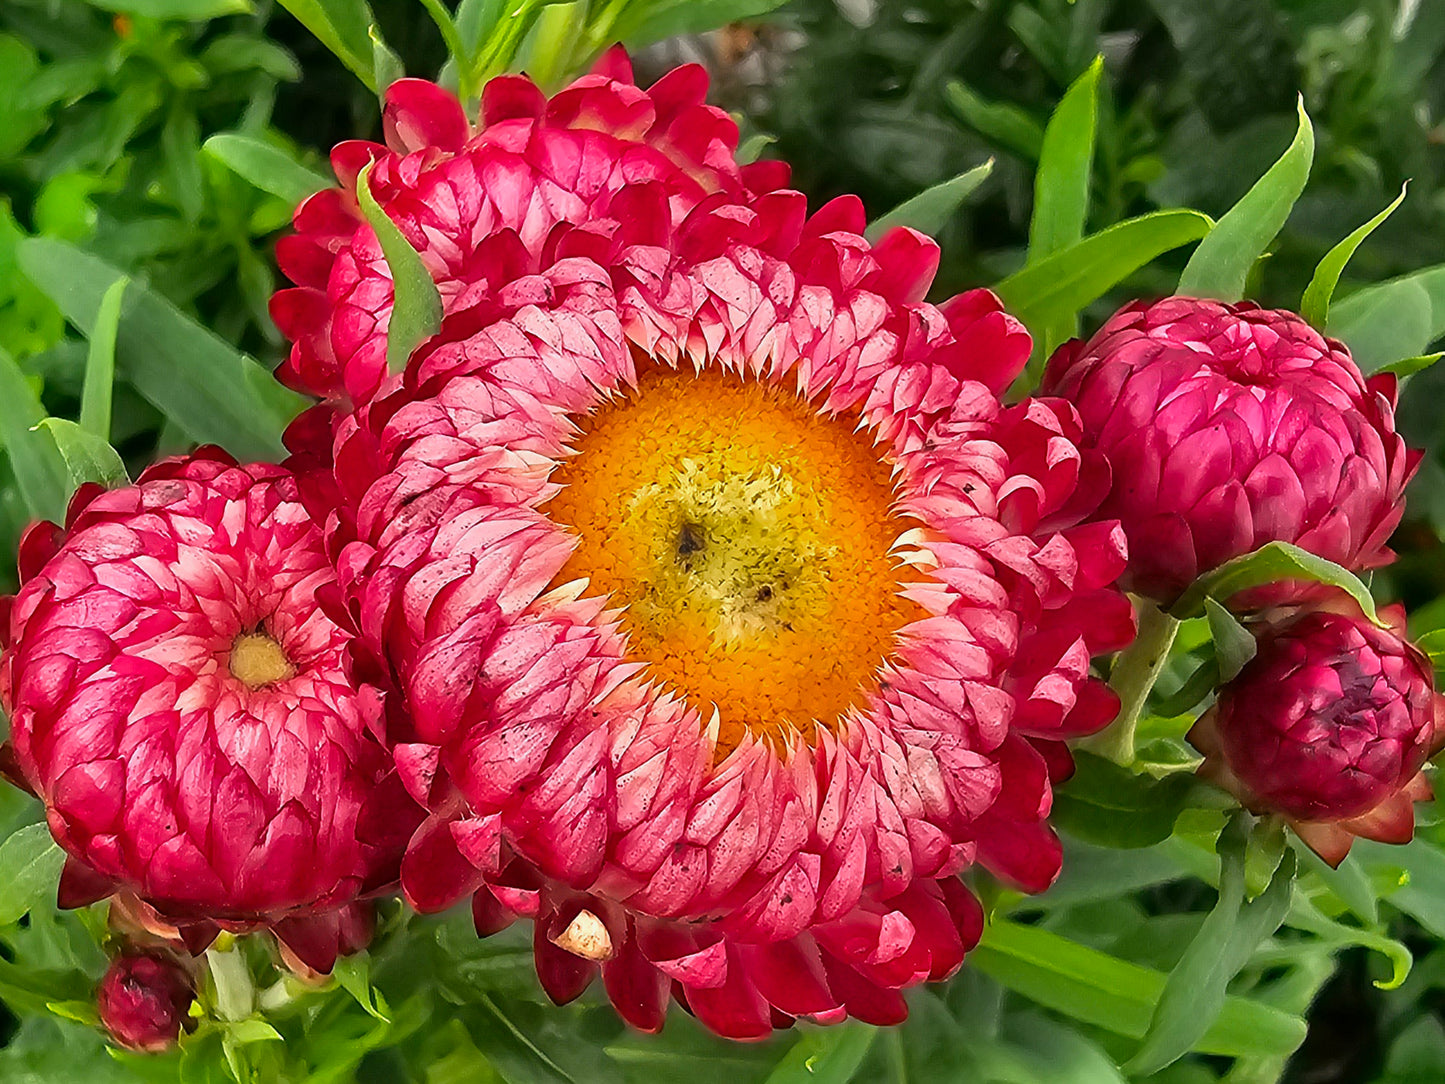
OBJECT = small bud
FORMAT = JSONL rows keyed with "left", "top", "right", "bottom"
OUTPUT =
{"left": 97, "top": 952, "right": 194, "bottom": 1053}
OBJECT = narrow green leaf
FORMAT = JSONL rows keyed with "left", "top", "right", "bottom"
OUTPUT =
{"left": 371, "top": 24, "right": 404, "bottom": 95}
{"left": 80, "top": 277, "right": 125, "bottom": 440}
{"left": 1029, "top": 57, "right": 1101, "bottom": 264}
{"left": 1204, "top": 598, "right": 1256, "bottom": 682}
{"left": 1285, "top": 892, "right": 1411, "bottom": 990}
{"left": 945, "top": 81, "right": 1045, "bottom": 160}
{"left": 203, "top": 134, "right": 331, "bottom": 206}
{"left": 1170, "top": 541, "right": 1378, "bottom": 623}
{"left": 18, "top": 239, "right": 303, "bottom": 460}
{"left": 36, "top": 419, "right": 128, "bottom": 489}
{"left": 1178, "top": 98, "right": 1314, "bottom": 301}
{"left": 275, "top": 0, "right": 379, "bottom": 91}
{"left": 355, "top": 160, "right": 443, "bottom": 375}
{"left": 995, "top": 210, "right": 1213, "bottom": 331}
{"left": 865, "top": 161, "right": 994, "bottom": 243}
{"left": 971, "top": 919, "right": 1306, "bottom": 1059}
{"left": 763, "top": 1025, "right": 874, "bottom": 1084}
{"left": 1378, "top": 352, "right": 1443, "bottom": 379}
{"left": 1130, "top": 827, "right": 1296, "bottom": 1076}
{"left": 1301, "top": 185, "right": 1407, "bottom": 329}
{"left": 0, "top": 824, "right": 65, "bottom": 926}
{"left": 0, "top": 347, "right": 70, "bottom": 523}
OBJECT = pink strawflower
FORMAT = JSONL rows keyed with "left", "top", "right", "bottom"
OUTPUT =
{"left": 0, "top": 450, "right": 412, "bottom": 971}
{"left": 1040, "top": 297, "right": 1419, "bottom": 603}
{"left": 1189, "top": 605, "right": 1442, "bottom": 866}
{"left": 271, "top": 49, "right": 779, "bottom": 404}
{"left": 287, "top": 59, "right": 1135, "bottom": 1036}
{"left": 97, "top": 950, "right": 194, "bottom": 1052}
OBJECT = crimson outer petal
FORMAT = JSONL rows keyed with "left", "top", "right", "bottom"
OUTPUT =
{"left": 1040, "top": 297, "right": 1419, "bottom": 603}
{"left": 291, "top": 65, "right": 1132, "bottom": 1035}
{"left": 0, "top": 451, "right": 413, "bottom": 959}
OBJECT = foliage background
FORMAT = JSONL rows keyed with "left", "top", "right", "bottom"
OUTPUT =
{"left": 3, "top": 0, "right": 1445, "bottom": 1082}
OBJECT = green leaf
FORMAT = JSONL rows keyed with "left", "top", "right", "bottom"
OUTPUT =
{"left": 1129, "top": 822, "right": 1296, "bottom": 1076}
{"left": 225, "top": 1019, "right": 282, "bottom": 1045}
{"left": 994, "top": 210, "right": 1214, "bottom": 332}
{"left": 1300, "top": 185, "right": 1407, "bottom": 329}
{"left": 46, "top": 999, "right": 101, "bottom": 1026}
{"left": 1028, "top": 57, "right": 1101, "bottom": 264}
{"left": 275, "top": 0, "right": 380, "bottom": 91}
{"left": 0, "top": 824, "right": 65, "bottom": 926}
{"left": 333, "top": 951, "right": 390, "bottom": 1022}
{"left": 77, "top": 0, "right": 251, "bottom": 17}
{"left": 614, "top": 0, "right": 791, "bottom": 51}
{"left": 763, "top": 1025, "right": 874, "bottom": 1084}
{"left": 1378, "top": 352, "right": 1443, "bottom": 379}
{"left": 970, "top": 919, "right": 1306, "bottom": 1059}
{"left": 1297, "top": 845, "right": 1377, "bottom": 925}
{"left": 1329, "top": 267, "right": 1445, "bottom": 373}
{"left": 1052, "top": 753, "right": 1192, "bottom": 848}
{"left": 203, "top": 134, "right": 331, "bottom": 206}
{"left": 355, "top": 160, "right": 443, "bottom": 374}
{"left": 1204, "top": 597, "right": 1256, "bottom": 682}
{"left": 1151, "top": 659, "right": 1219, "bottom": 718}
{"left": 1285, "top": 893, "right": 1411, "bottom": 990}
{"left": 1178, "top": 98, "right": 1314, "bottom": 302}
{"left": 460, "top": 996, "right": 627, "bottom": 1084}
{"left": 371, "top": 23, "right": 405, "bottom": 95}
{"left": 864, "top": 161, "right": 994, "bottom": 242}
{"left": 0, "top": 346, "right": 70, "bottom": 523}
{"left": 945, "top": 82, "right": 1045, "bottom": 160}
{"left": 36, "top": 419, "right": 128, "bottom": 489}
{"left": 1170, "top": 541, "right": 1378, "bottom": 623}
{"left": 18, "top": 239, "right": 302, "bottom": 461}
{"left": 80, "top": 276, "right": 125, "bottom": 440}
{"left": 1244, "top": 817, "right": 1288, "bottom": 899}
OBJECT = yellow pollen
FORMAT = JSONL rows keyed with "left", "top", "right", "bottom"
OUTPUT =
{"left": 229, "top": 632, "right": 295, "bottom": 690}
{"left": 546, "top": 367, "right": 918, "bottom": 758}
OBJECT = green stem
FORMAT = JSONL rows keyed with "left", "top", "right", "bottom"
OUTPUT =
{"left": 206, "top": 944, "right": 255, "bottom": 1023}
{"left": 1083, "top": 599, "right": 1180, "bottom": 765}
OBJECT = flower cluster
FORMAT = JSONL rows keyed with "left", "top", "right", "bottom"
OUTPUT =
{"left": 0, "top": 52, "right": 1435, "bottom": 1049}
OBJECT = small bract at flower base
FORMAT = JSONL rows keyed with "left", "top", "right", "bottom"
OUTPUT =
{"left": 1040, "top": 297, "right": 1419, "bottom": 604}
{"left": 0, "top": 450, "right": 415, "bottom": 972}
{"left": 286, "top": 55, "right": 1137, "bottom": 1037}
{"left": 1189, "top": 605, "right": 1443, "bottom": 866}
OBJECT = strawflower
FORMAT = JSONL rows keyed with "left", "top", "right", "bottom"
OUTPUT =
{"left": 282, "top": 55, "right": 1135, "bottom": 1036}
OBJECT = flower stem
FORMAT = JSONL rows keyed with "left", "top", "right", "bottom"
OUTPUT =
{"left": 1084, "top": 599, "right": 1180, "bottom": 765}
{"left": 206, "top": 944, "right": 255, "bottom": 1023}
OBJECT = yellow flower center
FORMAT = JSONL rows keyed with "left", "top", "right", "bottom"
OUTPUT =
{"left": 229, "top": 632, "right": 295, "bottom": 689}
{"left": 547, "top": 367, "right": 918, "bottom": 756}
